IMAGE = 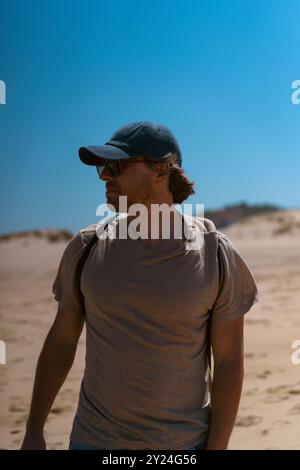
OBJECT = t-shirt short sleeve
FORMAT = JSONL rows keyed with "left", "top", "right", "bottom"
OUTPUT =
{"left": 210, "top": 232, "right": 259, "bottom": 322}
{"left": 52, "top": 231, "right": 86, "bottom": 315}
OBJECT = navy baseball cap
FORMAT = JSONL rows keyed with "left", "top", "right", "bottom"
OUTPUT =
{"left": 79, "top": 121, "right": 182, "bottom": 168}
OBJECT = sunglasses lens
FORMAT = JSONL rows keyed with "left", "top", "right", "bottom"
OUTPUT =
{"left": 96, "top": 160, "right": 121, "bottom": 176}
{"left": 96, "top": 165, "right": 104, "bottom": 177}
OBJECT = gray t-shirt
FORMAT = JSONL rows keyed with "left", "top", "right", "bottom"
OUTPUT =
{"left": 52, "top": 214, "right": 258, "bottom": 450}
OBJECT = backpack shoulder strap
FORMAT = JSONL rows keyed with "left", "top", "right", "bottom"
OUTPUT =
{"left": 75, "top": 230, "right": 99, "bottom": 313}
{"left": 206, "top": 311, "right": 212, "bottom": 373}
{"left": 192, "top": 215, "right": 214, "bottom": 376}
{"left": 75, "top": 216, "right": 118, "bottom": 312}
{"left": 206, "top": 229, "right": 224, "bottom": 380}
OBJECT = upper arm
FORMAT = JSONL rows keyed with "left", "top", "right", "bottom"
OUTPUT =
{"left": 210, "top": 315, "right": 244, "bottom": 367}
{"left": 49, "top": 305, "right": 85, "bottom": 347}
{"left": 52, "top": 232, "right": 87, "bottom": 324}
{"left": 210, "top": 233, "right": 259, "bottom": 323}
{"left": 208, "top": 232, "right": 257, "bottom": 366}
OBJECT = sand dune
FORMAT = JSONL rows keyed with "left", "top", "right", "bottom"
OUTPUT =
{"left": 219, "top": 209, "right": 300, "bottom": 450}
{"left": 0, "top": 211, "right": 300, "bottom": 450}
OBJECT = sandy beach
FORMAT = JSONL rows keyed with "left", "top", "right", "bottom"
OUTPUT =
{"left": 1, "top": 209, "right": 300, "bottom": 450}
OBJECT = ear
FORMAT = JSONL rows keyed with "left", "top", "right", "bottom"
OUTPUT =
{"left": 156, "top": 163, "right": 170, "bottom": 178}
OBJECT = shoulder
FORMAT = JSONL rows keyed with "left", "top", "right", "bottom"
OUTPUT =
{"left": 187, "top": 215, "right": 221, "bottom": 235}
{"left": 78, "top": 214, "right": 123, "bottom": 245}
{"left": 58, "top": 221, "right": 99, "bottom": 260}
{"left": 191, "top": 215, "right": 237, "bottom": 245}
{"left": 188, "top": 215, "right": 225, "bottom": 243}
{"left": 214, "top": 229, "right": 242, "bottom": 255}
{"left": 189, "top": 215, "right": 246, "bottom": 261}
{"left": 79, "top": 222, "right": 98, "bottom": 246}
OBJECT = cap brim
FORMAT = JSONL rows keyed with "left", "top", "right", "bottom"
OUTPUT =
{"left": 79, "top": 144, "right": 137, "bottom": 166}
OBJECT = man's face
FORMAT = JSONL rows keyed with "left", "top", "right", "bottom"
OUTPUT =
{"left": 98, "top": 159, "right": 164, "bottom": 212}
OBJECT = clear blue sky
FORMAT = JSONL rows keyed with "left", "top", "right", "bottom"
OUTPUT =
{"left": 0, "top": 0, "right": 299, "bottom": 234}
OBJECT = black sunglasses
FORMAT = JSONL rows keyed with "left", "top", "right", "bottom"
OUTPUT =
{"left": 96, "top": 157, "right": 149, "bottom": 177}
{"left": 96, "top": 152, "right": 178, "bottom": 177}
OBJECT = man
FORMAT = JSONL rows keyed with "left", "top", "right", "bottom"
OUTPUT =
{"left": 21, "top": 121, "right": 258, "bottom": 450}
